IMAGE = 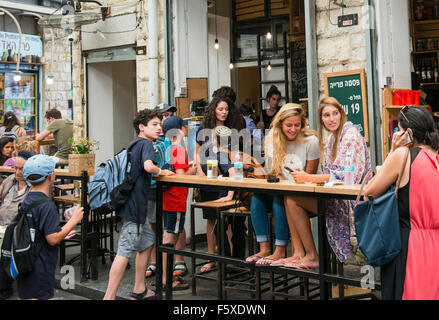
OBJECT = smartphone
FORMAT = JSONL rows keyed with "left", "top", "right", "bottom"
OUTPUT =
{"left": 403, "top": 129, "right": 413, "bottom": 145}
{"left": 284, "top": 166, "right": 295, "bottom": 173}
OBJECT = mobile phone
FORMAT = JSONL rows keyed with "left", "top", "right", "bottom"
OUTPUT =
{"left": 403, "top": 129, "right": 413, "bottom": 145}
{"left": 284, "top": 166, "right": 295, "bottom": 173}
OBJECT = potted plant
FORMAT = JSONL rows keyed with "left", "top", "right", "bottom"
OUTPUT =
{"left": 68, "top": 137, "right": 99, "bottom": 175}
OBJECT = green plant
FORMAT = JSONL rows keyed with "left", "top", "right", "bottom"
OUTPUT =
{"left": 69, "top": 137, "right": 99, "bottom": 154}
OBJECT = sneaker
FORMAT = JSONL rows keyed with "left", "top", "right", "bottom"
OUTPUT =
{"left": 173, "top": 261, "right": 188, "bottom": 277}
{"left": 145, "top": 263, "right": 156, "bottom": 278}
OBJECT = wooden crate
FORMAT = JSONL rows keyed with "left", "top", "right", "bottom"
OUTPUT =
{"left": 68, "top": 153, "right": 95, "bottom": 175}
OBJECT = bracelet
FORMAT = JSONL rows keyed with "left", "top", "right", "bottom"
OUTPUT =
{"left": 158, "top": 169, "right": 162, "bottom": 176}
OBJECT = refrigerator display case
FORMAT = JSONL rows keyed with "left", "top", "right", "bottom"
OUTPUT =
{"left": 0, "top": 72, "right": 38, "bottom": 137}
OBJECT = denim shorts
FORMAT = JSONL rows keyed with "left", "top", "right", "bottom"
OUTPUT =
{"left": 163, "top": 211, "right": 185, "bottom": 234}
{"left": 116, "top": 219, "right": 155, "bottom": 259}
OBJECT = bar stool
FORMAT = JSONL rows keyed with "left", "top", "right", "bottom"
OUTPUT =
{"left": 190, "top": 200, "right": 240, "bottom": 299}
{"left": 218, "top": 206, "right": 272, "bottom": 299}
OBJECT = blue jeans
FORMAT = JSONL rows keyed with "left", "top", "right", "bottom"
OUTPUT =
{"left": 250, "top": 193, "right": 288, "bottom": 246}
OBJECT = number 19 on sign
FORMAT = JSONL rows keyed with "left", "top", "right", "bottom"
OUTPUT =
{"left": 342, "top": 103, "right": 360, "bottom": 116}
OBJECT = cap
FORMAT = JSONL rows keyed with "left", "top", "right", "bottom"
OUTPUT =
{"left": 162, "top": 116, "right": 189, "bottom": 133}
{"left": 23, "top": 154, "right": 59, "bottom": 184}
{"left": 155, "top": 103, "right": 177, "bottom": 114}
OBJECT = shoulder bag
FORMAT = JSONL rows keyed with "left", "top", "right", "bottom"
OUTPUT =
{"left": 353, "top": 149, "right": 409, "bottom": 267}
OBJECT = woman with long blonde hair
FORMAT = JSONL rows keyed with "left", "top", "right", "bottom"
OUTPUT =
{"left": 245, "top": 103, "right": 320, "bottom": 265}
{"left": 274, "top": 97, "right": 371, "bottom": 270}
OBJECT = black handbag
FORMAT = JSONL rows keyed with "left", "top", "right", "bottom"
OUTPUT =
{"left": 354, "top": 149, "right": 409, "bottom": 267}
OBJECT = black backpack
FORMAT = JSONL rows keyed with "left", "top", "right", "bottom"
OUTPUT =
{"left": 0, "top": 199, "right": 49, "bottom": 280}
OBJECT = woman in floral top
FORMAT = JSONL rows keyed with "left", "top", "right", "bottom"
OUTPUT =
{"left": 273, "top": 97, "right": 370, "bottom": 270}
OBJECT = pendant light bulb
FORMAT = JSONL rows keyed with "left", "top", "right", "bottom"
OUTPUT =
{"left": 266, "top": 32, "right": 272, "bottom": 40}
{"left": 214, "top": 38, "right": 219, "bottom": 50}
{"left": 229, "top": 62, "right": 234, "bottom": 70}
{"left": 267, "top": 61, "right": 272, "bottom": 71}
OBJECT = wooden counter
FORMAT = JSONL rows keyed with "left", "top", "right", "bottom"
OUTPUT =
{"left": 0, "top": 166, "right": 86, "bottom": 177}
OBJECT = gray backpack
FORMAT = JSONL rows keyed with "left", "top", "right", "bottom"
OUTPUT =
{"left": 0, "top": 125, "right": 20, "bottom": 140}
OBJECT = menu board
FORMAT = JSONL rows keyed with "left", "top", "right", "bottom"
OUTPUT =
{"left": 290, "top": 39, "right": 307, "bottom": 103}
{"left": 324, "top": 69, "right": 369, "bottom": 142}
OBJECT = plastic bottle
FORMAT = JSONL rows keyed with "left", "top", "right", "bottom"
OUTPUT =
{"left": 234, "top": 150, "right": 244, "bottom": 181}
{"left": 344, "top": 151, "right": 354, "bottom": 187}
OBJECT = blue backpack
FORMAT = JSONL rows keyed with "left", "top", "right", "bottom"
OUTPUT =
{"left": 88, "top": 138, "right": 143, "bottom": 214}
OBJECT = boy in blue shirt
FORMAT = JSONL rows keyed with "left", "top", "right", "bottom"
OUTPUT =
{"left": 17, "top": 155, "right": 84, "bottom": 300}
{"left": 103, "top": 108, "right": 174, "bottom": 300}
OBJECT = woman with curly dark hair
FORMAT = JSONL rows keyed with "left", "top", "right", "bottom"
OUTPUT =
{"left": 194, "top": 96, "right": 243, "bottom": 273}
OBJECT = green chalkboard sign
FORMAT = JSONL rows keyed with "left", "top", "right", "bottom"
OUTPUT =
{"left": 324, "top": 69, "right": 369, "bottom": 142}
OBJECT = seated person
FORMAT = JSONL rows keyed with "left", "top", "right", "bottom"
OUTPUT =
{"left": 0, "top": 151, "right": 35, "bottom": 300}
{"left": 35, "top": 108, "right": 73, "bottom": 165}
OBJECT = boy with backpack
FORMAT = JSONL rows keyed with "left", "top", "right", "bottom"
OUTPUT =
{"left": 160, "top": 116, "right": 196, "bottom": 290}
{"left": 16, "top": 155, "right": 84, "bottom": 299}
{"left": 103, "top": 109, "right": 174, "bottom": 300}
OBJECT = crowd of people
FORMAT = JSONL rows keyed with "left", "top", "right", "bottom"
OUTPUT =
{"left": 0, "top": 83, "right": 438, "bottom": 301}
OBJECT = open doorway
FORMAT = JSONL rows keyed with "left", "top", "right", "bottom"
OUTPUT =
{"left": 87, "top": 60, "right": 137, "bottom": 165}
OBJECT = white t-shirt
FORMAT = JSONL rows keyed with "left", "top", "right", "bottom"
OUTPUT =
{"left": 265, "top": 134, "right": 320, "bottom": 182}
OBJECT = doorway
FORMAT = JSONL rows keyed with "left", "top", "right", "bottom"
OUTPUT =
{"left": 237, "top": 66, "right": 259, "bottom": 115}
{"left": 87, "top": 60, "right": 137, "bottom": 165}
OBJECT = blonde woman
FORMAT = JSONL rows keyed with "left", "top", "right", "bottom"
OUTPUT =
{"left": 275, "top": 97, "right": 371, "bottom": 270}
{"left": 245, "top": 104, "right": 320, "bottom": 266}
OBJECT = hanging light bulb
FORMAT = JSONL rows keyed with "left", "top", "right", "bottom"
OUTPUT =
{"left": 267, "top": 61, "right": 272, "bottom": 71}
{"left": 266, "top": 32, "right": 272, "bottom": 40}
{"left": 12, "top": 70, "right": 22, "bottom": 82}
{"left": 46, "top": 75, "right": 54, "bottom": 85}
{"left": 214, "top": 38, "right": 219, "bottom": 50}
{"left": 229, "top": 62, "right": 234, "bottom": 70}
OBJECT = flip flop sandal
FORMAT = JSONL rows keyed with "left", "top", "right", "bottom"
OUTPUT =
{"left": 145, "top": 263, "right": 156, "bottom": 278}
{"left": 200, "top": 262, "right": 217, "bottom": 273}
{"left": 173, "top": 261, "right": 188, "bottom": 277}
{"left": 292, "top": 263, "right": 319, "bottom": 271}
{"left": 255, "top": 257, "right": 276, "bottom": 266}
{"left": 163, "top": 275, "right": 190, "bottom": 291}
{"left": 130, "top": 288, "right": 157, "bottom": 300}
{"left": 244, "top": 254, "right": 263, "bottom": 265}
{"left": 271, "top": 256, "right": 302, "bottom": 267}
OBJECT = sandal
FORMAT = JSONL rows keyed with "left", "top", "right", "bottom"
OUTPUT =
{"left": 244, "top": 254, "right": 264, "bottom": 265}
{"left": 130, "top": 287, "right": 157, "bottom": 300}
{"left": 200, "top": 262, "right": 216, "bottom": 273}
{"left": 173, "top": 261, "right": 188, "bottom": 277}
{"left": 145, "top": 263, "right": 156, "bottom": 278}
{"left": 255, "top": 257, "right": 276, "bottom": 266}
{"left": 163, "top": 275, "right": 190, "bottom": 291}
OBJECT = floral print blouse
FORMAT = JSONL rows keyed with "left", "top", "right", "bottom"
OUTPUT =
{"left": 323, "top": 122, "right": 371, "bottom": 262}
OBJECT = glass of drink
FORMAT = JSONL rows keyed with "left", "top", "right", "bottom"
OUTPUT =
{"left": 207, "top": 159, "right": 218, "bottom": 179}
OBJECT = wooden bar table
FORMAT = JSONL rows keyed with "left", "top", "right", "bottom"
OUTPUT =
{"left": 0, "top": 166, "right": 97, "bottom": 282}
{"left": 154, "top": 175, "right": 376, "bottom": 300}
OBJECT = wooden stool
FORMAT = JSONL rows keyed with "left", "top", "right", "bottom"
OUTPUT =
{"left": 190, "top": 200, "right": 240, "bottom": 299}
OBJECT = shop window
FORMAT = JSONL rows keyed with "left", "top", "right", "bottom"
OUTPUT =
{"left": 0, "top": 72, "right": 38, "bottom": 135}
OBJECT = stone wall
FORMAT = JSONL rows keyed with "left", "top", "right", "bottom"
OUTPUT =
{"left": 41, "top": 27, "right": 73, "bottom": 120}
{"left": 316, "top": 0, "right": 367, "bottom": 98}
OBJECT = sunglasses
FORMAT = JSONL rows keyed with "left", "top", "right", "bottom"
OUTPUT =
{"left": 400, "top": 106, "right": 410, "bottom": 125}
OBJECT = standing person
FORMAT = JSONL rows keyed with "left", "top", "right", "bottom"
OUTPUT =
{"left": 145, "top": 103, "right": 187, "bottom": 279}
{"left": 0, "top": 137, "right": 14, "bottom": 165}
{"left": 160, "top": 116, "right": 196, "bottom": 290}
{"left": 35, "top": 109, "right": 73, "bottom": 165}
{"left": 0, "top": 151, "right": 34, "bottom": 300}
{"left": 16, "top": 155, "right": 84, "bottom": 300}
{"left": 240, "top": 104, "right": 264, "bottom": 151}
{"left": 103, "top": 109, "right": 174, "bottom": 300}
{"left": 245, "top": 104, "right": 319, "bottom": 266}
{"left": 278, "top": 97, "right": 370, "bottom": 270}
{"left": 195, "top": 97, "right": 242, "bottom": 273}
{"left": 0, "top": 112, "right": 26, "bottom": 140}
{"left": 261, "top": 85, "right": 282, "bottom": 131}
{"left": 364, "top": 106, "right": 439, "bottom": 300}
